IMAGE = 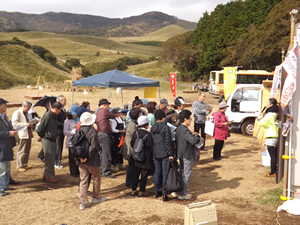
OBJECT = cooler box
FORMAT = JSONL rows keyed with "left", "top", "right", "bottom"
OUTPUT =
{"left": 184, "top": 200, "right": 218, "bottom": 225}
{"left": 262, "top": 150, "right": 270, "bottom": 167}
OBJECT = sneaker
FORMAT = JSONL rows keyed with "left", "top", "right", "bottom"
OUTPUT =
{"left": 0, "top": 192, "right": 9, "bottom": 197}
{"left": 24, "top": 165, "right": 32, "bottom": 169}
{"left": 171, "top": 192, "right": 178, "bottom": 197}
{"left": 103, "top": 174, "right": 116, "bottom": 178}
{"left": 54, "top": 165, "right": 63, "bottom": 169}
{"left": 4, "top": 186, "right": 15, "bottom": 191}
{"left": 138, "top": 191, "right": 149, "bottom": 197}
{"left": 79, "top": 202, "right": 90, "bottom": 210}
{"left": 178, "top": 193, "right": 192, "bottom": 200}
{"left": 44, "top": 177, "right": 58, "bottom": 183}
{"left": 36, "top": 157, "right": 44, "bottom": 162}
{"left": 201, "top": 148, "right": 208, "bottom": 151}
{"left": 117, "top": 164, "right": 126, "bottom": 169}
{"left": 91, "top": 196, "right": 107, "bottom": 204}
{"left": 18, "top": 168, "right": 27, "bottom": 172}
{"left": 111, "top": 165, "right": 119, "bottom": 172}
{"left": 131, "top": 191, "right": 138, "bottom": 196}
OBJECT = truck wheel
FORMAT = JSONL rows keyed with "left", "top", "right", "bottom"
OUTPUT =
{"left": 241, "top": 119, "right": 254, "bottom": 136}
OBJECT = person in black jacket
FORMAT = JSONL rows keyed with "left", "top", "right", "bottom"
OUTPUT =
{"left": 0, "top": 98, "right": 18, "bottom": 196}
{"left": 77, "top": 112, "right": 106, "bottom": 210}
{"left": 55, "top": 95, "right": 67, "bottom": 169}
{"left": 176, "top": 110, "right": 200, "bottom": 200}
{"left": 150, "top": 109, "right": 173, "bottom": 202}
{"left": 130, "top": 116, "right": 153, "bottom": 197}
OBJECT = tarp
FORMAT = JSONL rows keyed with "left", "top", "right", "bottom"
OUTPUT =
{"left": 72, "top": 69, "right": 159, "bottom": 88}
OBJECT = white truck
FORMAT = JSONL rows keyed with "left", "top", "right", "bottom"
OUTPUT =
{"left": 225, "top": 84, "right": 264, "bottom": 136}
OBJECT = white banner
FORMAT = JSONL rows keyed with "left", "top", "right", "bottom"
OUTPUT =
{"left": 281, "top": 46, "right": 297, "bottom": 107}
{"left": 270, "top": 65, "right": 281, "bottom": 98}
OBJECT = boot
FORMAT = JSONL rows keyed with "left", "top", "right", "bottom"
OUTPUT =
{"left": 155, "top": 191, "right": 162, "bottom": 198}
{"left": 163, "top": 194, "right": 169, "bottom": 202}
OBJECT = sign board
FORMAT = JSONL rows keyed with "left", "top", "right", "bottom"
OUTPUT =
{"left": 224, "top": 67, "right": 237, "bottom": 100}
{"left": 170, "top": 72, "right": 176, "bottom": 97}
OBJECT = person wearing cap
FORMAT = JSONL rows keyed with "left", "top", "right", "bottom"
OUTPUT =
{"left": 146, "top": 101, "right": 157, "bottom": 128}
{"left": 176, "top": 109, "right": 201, "bottom": 200}
{"left": 159, "top": 98, "right": 168, "bottom": 112}
{"left": 0, "top": 98, "right": 18, "bottom": 196}
{"left": 76, "top": 101, "right": 91, "bottom": 120}
{"left": 95, "top": 99, "right": 116, "bottom": 178}
{"left": 110, "top": 107, "right": 126, "bottom": 171}
{"left": 174, "top": 97, "right": 186, "bottom": 127}
{"left": 192, "top": 92, "right": 212, "bottom": 151}
{"left": 77, "top": 112, "right": 106, "bottom": 210}
{"left": 36, "top": 102, "right": 64, "bottom": 183}
{"left": 64, "top": 105, "right": 79, "bottom": 177}
{"left": 164, "top": 109, "right": 177, "bottom": 125}
{"left": 120, "top": 107, "right": 141, "bottom": 187}
{"left": 12, "top": 101, "right": 34, "bottom": 172}
{"left": 213, "top": 102, "right": 231, "bottom": 160}
{"left": 55, "top": 95, "right": 67, "bottom": 169}
{"left": 130, "top": 115, "right": 154, "bottom": 197}
{"left": 150, "top": 109, "right": 173, "bottom": 202}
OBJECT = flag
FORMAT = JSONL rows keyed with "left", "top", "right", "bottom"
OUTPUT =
{"left": 224, "top": 67, "right": 237, "bottom": 100}
{"left": 170, "top": 73, "right": 176, "bottom": 97}
{"left": 270, "top": 66, "right": 281, "bottom": 98}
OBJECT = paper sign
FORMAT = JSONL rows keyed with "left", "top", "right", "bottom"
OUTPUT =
{"left": 224, "top": 67, "right": 237, "bottom": 100}
{"left": 170, "top": 73, "right": 176, "bottom": 97}
{"left": 270, "top": 65, "right": 281, "bottom": 98}
{"left": 144, "top": 87, "right": 157, "bottom": 98}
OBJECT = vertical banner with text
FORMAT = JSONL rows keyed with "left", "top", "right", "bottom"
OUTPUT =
{"left": 224, "top": 67, "right": 237, "bottom": 100}
{"left": 170, "top": 72, "right": 176, "bottom": 97}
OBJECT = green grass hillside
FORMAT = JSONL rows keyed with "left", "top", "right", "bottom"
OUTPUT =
{"left": 0, "top": 45, "right": 70, "bottom": 89}
{"left": 0, "top": 32, "right": 161, "bottom": 65}
{"left": 111, "top": 24, "right": 189, "bottom": 42}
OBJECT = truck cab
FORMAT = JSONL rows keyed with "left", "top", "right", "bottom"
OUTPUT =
{"left": 225, "top": 84, "right": 263, "bottom": 136}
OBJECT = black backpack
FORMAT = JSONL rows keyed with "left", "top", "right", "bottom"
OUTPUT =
{"left": 69, "top": 127, "right": 92, "bottom": 159}
{"left": 132, "top": 130, "right": 148, "bottom": 162}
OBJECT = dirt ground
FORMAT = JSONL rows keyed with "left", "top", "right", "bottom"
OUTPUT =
{"left": 1, "top": 87, "right": 299, "bottom": 225}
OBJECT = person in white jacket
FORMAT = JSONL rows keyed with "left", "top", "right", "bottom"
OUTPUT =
{"left": 12, "top": 101, "right": 33, "bottom": 172}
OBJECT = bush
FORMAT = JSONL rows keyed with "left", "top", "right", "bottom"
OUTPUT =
{"left": 64, "top": 58, "right": 81, "bottom": 69}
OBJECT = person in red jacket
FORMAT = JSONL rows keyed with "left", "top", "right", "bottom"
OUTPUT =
{"left": 213, "top": 102, "right": 232, "bottom": 160}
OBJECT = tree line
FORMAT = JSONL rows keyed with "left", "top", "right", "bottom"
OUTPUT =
{"left": 159, "top": 0, "right": 299, "bottom": 81}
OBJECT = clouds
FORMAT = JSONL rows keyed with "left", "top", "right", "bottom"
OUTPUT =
{"left": 0, "top": 0, "right": 230, "bottom": 22}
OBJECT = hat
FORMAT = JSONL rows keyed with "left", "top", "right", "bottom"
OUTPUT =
{"left": 154, "top": 109, "right": 166, "bottom": 120}
{"left": 98, "top": 99, "right": 111, "bottom": 106}
{"left": 80, "top": 112, "right": 96, "bottom": 126}
{"left": 160, "top": 98, "right": 169, "bottom": 107}
{"left": 174, "top": 97, "right": 186, "bottom": 106}
{"left": 165, "top": 109, "right": 176, "bottom": 117}
{"left": 137, "top": 115, "right": 149, "bottom": 126}
{"left": 68, "top": 105, "right": 79, "bottom": 116}
{"left": 219, "top": 102, "right": 229, "bottom": 109}
{"left": 0, "top": 98, "right": 8, "bottom": 105}
{"left": 111, "top": 107, "right": 122, "bottom": 114}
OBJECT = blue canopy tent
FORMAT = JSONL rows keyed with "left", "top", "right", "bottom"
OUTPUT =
{"left": 72, "top": 69, "right": 160, "bottom": 106}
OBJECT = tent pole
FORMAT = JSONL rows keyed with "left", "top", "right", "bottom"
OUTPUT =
{"left": 159, "top": 86, "right": 161, "bottom": 102}
{"left": 121, "top": 88, "right": 123, "bottom": 108}
{"left": 72, "top": 86, "right": 74, "bottom": 104}
{"left": 108, "top": 87, "right": 110, "bottom": 101}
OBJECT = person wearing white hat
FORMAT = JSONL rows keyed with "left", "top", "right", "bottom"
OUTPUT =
{"left": 78, "top": 112, "right": 106, "bottom": 210}
{"left": 212, "top": 102, "right": 231, "bottom": 160}
{"left": 130, "top": 115, "right": 153, "bottom": 197}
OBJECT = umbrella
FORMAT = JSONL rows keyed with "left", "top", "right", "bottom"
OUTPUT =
{"left": 33, "top": 95, "right": 57, "bottom": 107}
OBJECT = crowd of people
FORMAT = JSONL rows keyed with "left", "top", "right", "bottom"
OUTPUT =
{"left": 1, "top": 92, "right": 279, "bottom": 210}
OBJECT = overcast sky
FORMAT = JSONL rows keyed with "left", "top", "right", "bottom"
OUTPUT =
{"left": 0, "top": 0, "right": 231, "bottom": 22}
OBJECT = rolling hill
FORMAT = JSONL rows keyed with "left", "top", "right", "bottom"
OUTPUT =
{"left": 0, "top": 11, "right": 197, "bottom": 37}
{"left": 0, "top": 44, "right": 70, "bottom": 89}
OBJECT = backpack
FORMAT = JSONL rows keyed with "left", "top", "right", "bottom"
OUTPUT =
{"left": 132, "top": 130, "right": 148, "bottom": 161}
{"left": 69, "top": 127, "right": 92, "bottom": 159}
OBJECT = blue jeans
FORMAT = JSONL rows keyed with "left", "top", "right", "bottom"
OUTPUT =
{"left": 154, "top": 157, "right": 169, "bottom": 195}
{"left": 0, "top": 161, "right": 10, "bottom": 192}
